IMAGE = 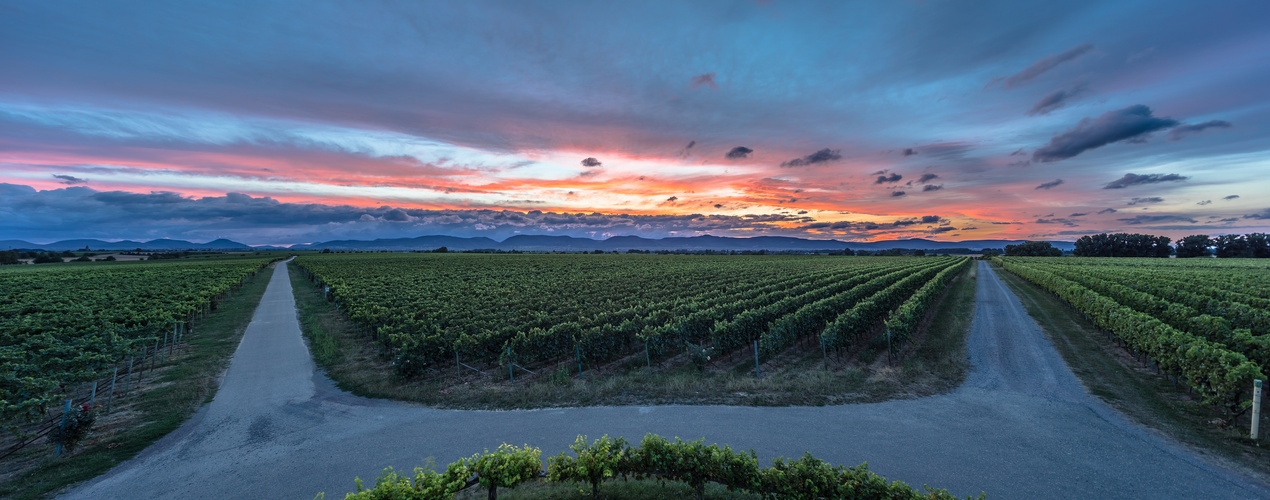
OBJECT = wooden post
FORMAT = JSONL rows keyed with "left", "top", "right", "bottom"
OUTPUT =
{"left": 107, "top": 367, "right": 118, "bottom": 413}
{"left": 645, "top": 341, "right": 651, "bottom": 368}
{"left": 124, "top": 357, "right": 134, "bottom": 395}
{"left": 456, "top": 351, "right": 462, "bottom": 380}
{"left": 1253, "top": 379, "right": 1263, "bottom": 440}
{"left": 507, "top": 347, "right": 513, "bottom": 382}
{"left": 754, "top": 340, "right": 760, "bottom": 378}
{"left": 56, "top": 399, "right": 70, "bottom": 456}
{"left": 89, "top": 381, "right": 97, "bottom": 404}
{"left": 577, "top": 346, "right": 582, "bottom": 376}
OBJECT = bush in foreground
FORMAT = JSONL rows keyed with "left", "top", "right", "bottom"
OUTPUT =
{"left": 333, "top": 434, "right": 980, "bottom": 500}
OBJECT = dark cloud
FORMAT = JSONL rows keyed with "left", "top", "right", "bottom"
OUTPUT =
{"left": 1103, "top": 172, "right": 1188, "bottom": 189}
{"left": 875, "top": 173, "right": 903, "bottom": 184}
{"left": 917, "top": 173, "right": 939, "bottom": 183}
{"left": 902, "top": 148, "right": 917, "bottom": 156}
{"left": 1224, "top": 195, "right": 1240, "bottom": 200}
{"left": 713, "top": 204, "right": 722, "bottom": 209}
{"left": 666, "top": 196, "right": 678, "bottom": 202}
{"left": 1169, "top": 120, "right": 1232, "bottom": 141}
{"left": 677, "top": 140, "right": 696, "bottom": 158}
{"left": 580, "top": 157, "right": 602, "bottom": 167}
{"left": 381, "top": 208, "right": 410, "bottom": 222}
{"left": 690, "top": 73, "right": 719, "bottom": 90}
{"left": 1196, "top": 200, "right": 1212, "bottom": 206}
{"left": 1069, "top": 212, "right": 1087, "bottom": 217}
{"left": 1118, "top": 214, "right": 1198, "bottom": 225}
{"left": 1097, "top": 208, "right": 1117, "bottom": 215}
{"left": 725, "top": 146, "right": 753, "bottom": 159}
{"left": 781, "top": 148, "right": 842, "bottom": 168}
{"left": 1033, "top": 105, "right": 1179, "bottom": 162}
{"left": 999, "top": 43, "right": 1095, "bottom": 89}
{"left": 1009, "top": 149, "right": 1027, "bottom": 156}
{"left": 1027, "top": 84, "right": 1087, "bottom": 116}
{"left": 930, "top": 226, "right": 957, "bottom": 233}
{"left": 890, "top": 191, "right": 906, "bottom": 197}
{"left": 917, "top": 142, "right": 973, "bottom": 160}
{"left": 1245, "top": 209, "right": 1270, "bottom": 220}
{"left": 1220, "top": 218, "right": 1240, "bottom": 222}
{"left": 52, "top": 174, "right": 87, "bottom": 185}
{"left": 1127, "top": 197, "right": 1164, "bottom": 206}
{"left": 920, "top": 215, "right": 942, "bottom": 224}
{"left": 1035, "top": 179, "right": 1064, "bottom": 190}
{"left": 922, "top": 184, "right": 943, "bottom": 192}
{"left": 1036, "top": 218, "right": 1078, "bottom": 226}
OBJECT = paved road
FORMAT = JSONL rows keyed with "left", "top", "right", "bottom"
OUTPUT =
{"left": 63, "top": 261, "right": 1269, "bottom": 499}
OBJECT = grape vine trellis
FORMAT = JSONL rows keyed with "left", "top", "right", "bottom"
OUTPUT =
{"left": 294, "top": 254, "right": 968, "bottom": 379}
{"left": 0, "top": 257, "right": 273, "bottom": 428}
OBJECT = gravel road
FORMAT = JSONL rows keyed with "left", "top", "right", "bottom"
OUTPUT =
{"left": 61, "top": 260, "right": 1269, "bottom": 499}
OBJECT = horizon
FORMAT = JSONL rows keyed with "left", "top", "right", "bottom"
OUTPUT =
{"left": 3, "top": 1, "right": 1269, "bottom": 246}
{"left": 3, "top": 233, "right": 1077, "bottom": 249}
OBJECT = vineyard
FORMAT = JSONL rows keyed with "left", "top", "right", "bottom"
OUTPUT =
{"left": 0, "top": 257, "right": 274, "bottom": 427}
{"left": 293, "top": 254, "right": 969, "bottom": 382}
{"left": 994, "top": 257, "right": 1270, "bottom": 412}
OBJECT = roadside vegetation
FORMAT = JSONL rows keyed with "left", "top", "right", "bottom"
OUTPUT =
{"left": 289, "top": 257, "right": 976, "bottom": 409}
{"left": 0, "top": 260, "right": 278, "bottom": 499}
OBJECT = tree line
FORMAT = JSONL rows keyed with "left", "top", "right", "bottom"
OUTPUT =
{"left": 1000, "top": 232, "right": 1270, "bottom": 258}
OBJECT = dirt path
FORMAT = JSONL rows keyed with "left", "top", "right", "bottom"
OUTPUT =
{"left": 61, "top": 260, "right": 1269, "bottom": 499}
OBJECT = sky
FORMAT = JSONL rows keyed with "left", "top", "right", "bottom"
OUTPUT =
{"left": 2, "top": 0, "right": 1268, "bottom": 246}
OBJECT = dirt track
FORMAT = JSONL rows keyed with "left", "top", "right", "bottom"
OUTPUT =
{"left": 61, "top": 260, "right": 1269, "bottom": 499}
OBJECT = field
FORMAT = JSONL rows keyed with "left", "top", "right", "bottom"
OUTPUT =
{"left": 995, "top": 257, "right": 1270, "bottom": 412}
{"left": 292, "top": 254, "right": 969, "bottom": 400}
{"left": 0, "top": 257, "right": 273, "bottom": 426}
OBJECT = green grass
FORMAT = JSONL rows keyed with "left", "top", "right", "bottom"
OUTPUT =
{"left": 0, "top": 261, "right": 278, "bottom": 499}
{"left": 991, "top": 262, "right": 1270, "bottom": 480}
{"left": 290, "top": 262, "right": 975, "bottom": 409}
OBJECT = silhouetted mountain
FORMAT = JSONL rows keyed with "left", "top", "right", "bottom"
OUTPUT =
{"left": 0, "top": 238, "right": 255, "bottom": 251}
{"left": 294, "top": 234, "right": 1075, "bottom": 252}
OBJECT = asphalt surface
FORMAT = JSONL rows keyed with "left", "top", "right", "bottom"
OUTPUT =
{"left": 62, "top": 260, "right": 1269, "bottom": 499}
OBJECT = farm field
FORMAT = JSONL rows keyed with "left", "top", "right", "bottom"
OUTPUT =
{"left": 0, "top": 257, "right": 273, "bottom": 427}
{"left": 995, "top": 257, "right": 1270, "bottom": 415}
{"left": 292, "top": 253, "right": 971, "bottom": 407}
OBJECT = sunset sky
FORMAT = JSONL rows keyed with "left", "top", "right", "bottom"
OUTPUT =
{"left": 2, "top": 1, "right": 1268, "bottom": 246}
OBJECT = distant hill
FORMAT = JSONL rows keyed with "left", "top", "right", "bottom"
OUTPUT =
{"left": 1, "top": 234, "right": 1076, "bottom": 253}
{"left": 0, "top": 238, "right": 256, "bottom": 251}
{"left": 293, "top": 234, "right": 1076, "bottom": 252}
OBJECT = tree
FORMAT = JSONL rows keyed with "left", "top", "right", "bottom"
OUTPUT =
{"left": 980, "top": 248, "right": 1002, "bottom": 257}
{"left": 1004, "top": 241, "right": 1062, "bottom": 257}
{"left": 1175, "top": 235, "right": 1212, "bottom": 258}
{"left": 433, "top": 246, "right": 448, "bottom": 253}
{"left": 1213, "top": 234, "right": 1251, "bottom": 258}
{"left": 1073, "top": 233, "right": 1171, "bottom": 257}
{"left": 1247, "top": 233, "right": 1270, "bottom": 258}
{"left": 912, "top": 249, "right": 926, "bottom": 256}
{"left": 33, "top": 252, "right": 62, "bottom": 264}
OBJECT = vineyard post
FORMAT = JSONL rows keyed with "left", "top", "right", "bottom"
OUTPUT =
{"left": 753, "top": 340, "right": 760, "bottom": 378}
{"left": 820, "top": 336, "right": 827, "bottom": 370}
{"left": 577, "top": 346, "right": 582, "bottom": 376}
{"left": 456, "top": 351, "right": 461, "bottom": 380}
{"left": 163, "top": 330, "right": 170, "bottom": 358}
{"left": 55, "top": 399, "right": 70, "bottom": 457}
{"left": 645, "top": 341, "right": 650, "bottom": 368}
{"left": 1253, "top": 379, "right": 1263, "bottom": 440}
{"left": 107, "top": 367, "right": 118, "bottom": 413}
{"left": 124, "top": 357, "right": 133, "bottom": 395}
{"left": 507, "top": 347, "right": 514, "bottom": 382}
{"left": 89, "top": 380, "right": 97, "bottom": 404}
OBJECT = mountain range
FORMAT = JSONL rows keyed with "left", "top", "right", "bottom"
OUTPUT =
{"left": 1, "top": 235, "right": 1077, "bottom": 253}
